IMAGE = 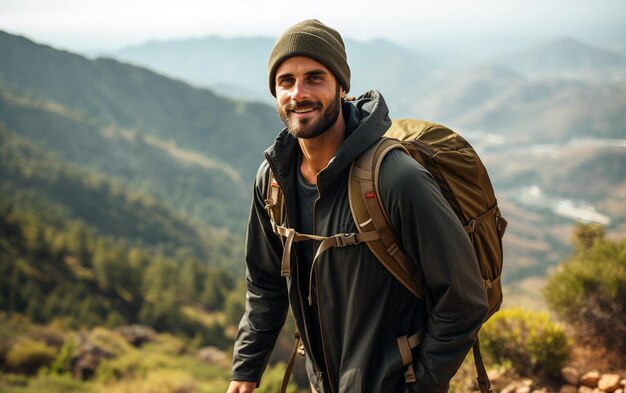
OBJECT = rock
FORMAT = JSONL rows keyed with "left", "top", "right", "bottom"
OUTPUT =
{"left": 515, "top": 386, "right": 531, "bottom": 393}
{"left": 578, "top": 387, "right": 594, "bottom": 393}
{"left": 72, "top": 340, "right": 114, "bottom": 381}
{"left": 197, "top": 346, "right": 228, "bottom": 365}
{"left": 113, "top": 324, "right": 157, "bottom": 347}
{"left": 613, "top": 389, "right": 623, "bottom": 393}
{"left": 559, "top": 386, "right": 578, "bottom": 393}
{"left": 487, "top": 368, "right": 503, "bottom": 383}
{"left": 621, "top": 378, "right": 626, "bottom": 387}
{"left": 562, "top": 367, "right": 581, "bottom": 386}
{"left": 501, "top": 381, "right": 521, "bottom": 393}
{"left": 580, "top": 371, "right": 601, "bottom": 388}
{"left": 598, "top": 374, "right": 622, "bottom": 392}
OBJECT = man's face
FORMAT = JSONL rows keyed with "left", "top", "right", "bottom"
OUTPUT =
{"left": 275, "top": 56, "right": 343, "bottom": 139}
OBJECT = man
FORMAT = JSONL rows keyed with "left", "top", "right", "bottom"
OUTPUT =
{"left": 227, "top": 19, "right": 488, "bottom": 393}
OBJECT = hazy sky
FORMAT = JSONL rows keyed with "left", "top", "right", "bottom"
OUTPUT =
{"left": 2, "top": 0, "right": 626, "bottom": 53}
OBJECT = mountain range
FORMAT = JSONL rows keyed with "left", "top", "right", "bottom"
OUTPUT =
{"left": 1, "top": 30, "right": 625, "bottom": 311}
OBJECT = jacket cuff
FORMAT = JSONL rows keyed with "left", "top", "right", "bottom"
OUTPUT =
{"left": 229, "top": 374, "right": 260, "bottom": 386}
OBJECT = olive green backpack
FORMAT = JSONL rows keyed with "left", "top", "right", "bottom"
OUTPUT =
{"left": 268, "top": 119, "right": 507, "bottom": 393}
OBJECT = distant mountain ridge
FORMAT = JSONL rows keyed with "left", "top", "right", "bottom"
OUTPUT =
{"left": 0, "top": 32, "right": 257, "bottom": 334}
{"left": 494, "top": 37, "right": 625, "bottom": 75}
{"left": 112, "top": 35, "right": 435, "bottom": 114}
{"left": 110, "top": 34, "right": 626, "bottom": 131}
{"left": 114, "top": 35, "right": 274, "bottom": 101}
{"left": 0, "top": 30, "right": 281, "bottom": 184}
{"left": 1, "top": 29, "right": 625, "bottom": 312}
{"left": 0, "top": 30, "right": 282, "bottom": 267}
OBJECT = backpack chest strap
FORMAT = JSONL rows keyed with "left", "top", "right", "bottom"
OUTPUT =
{"left": 273, "top": 225, "right": 379, "bottom": 304}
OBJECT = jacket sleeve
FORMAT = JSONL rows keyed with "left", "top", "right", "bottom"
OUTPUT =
{"left": 230, "top": 161, "right": 289, "bottom": 384}
{"left": 379, "top": 149, "right": 489, "bottom": 392}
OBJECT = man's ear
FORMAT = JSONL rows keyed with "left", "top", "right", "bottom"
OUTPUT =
{"left": 340, "top": 88, "right": 347, "bottom": 99}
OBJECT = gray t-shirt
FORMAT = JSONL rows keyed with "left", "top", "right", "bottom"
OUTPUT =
{"left": 295, "top": 151, "right": 324, "bottom": 362}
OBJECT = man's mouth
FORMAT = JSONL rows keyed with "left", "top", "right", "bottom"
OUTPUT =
{"left": 292, "top": 107, "right": 316, "bottom": 114}
{"left": 287, "top": 101, "right": 322, "bottom": 115}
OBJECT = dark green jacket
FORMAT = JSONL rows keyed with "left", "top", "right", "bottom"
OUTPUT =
{"left": 231, "top": 91, "right": 488, "bottom": 393}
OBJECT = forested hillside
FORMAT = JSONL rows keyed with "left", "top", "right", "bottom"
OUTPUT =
{"left": 0, "top": 31, "right": 274, "bottom": 338}
{"left": 0, "top": 31, "right": 281, "bottom": 184}
{"left": 0, "top": 90, "right": 249, "bottom": 232}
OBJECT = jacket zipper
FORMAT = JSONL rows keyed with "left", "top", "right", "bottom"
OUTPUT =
{"left": 264, "top": 154, "right": 326, "bottom": 381}
{"left": 312, "top": 178, "right": 336, "bottom": 393}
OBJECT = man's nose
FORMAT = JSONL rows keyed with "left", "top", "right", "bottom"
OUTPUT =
{"left": 290, "top": 79, "right": 309, "bottom": 102}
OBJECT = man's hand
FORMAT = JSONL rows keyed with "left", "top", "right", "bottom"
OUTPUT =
{"left": 227, "top": 381, "right": 256, "bottom": 393}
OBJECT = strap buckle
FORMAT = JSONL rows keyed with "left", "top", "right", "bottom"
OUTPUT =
{"left": 334, "top": 233, "right": 359, "bottom": 247}
{"left": 464, "top": 219, "right": 476, "bottom": 234}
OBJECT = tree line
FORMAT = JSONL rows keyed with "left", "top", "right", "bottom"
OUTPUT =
{"left": 0, "top": 197, "right": 246, "bottom": 349}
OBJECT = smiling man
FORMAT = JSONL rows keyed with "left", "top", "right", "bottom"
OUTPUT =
{"left": 227, "top": 19, "right": 488, "bottom": 393}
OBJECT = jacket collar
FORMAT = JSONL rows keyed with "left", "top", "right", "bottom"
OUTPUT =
{"left": 265, "top": 90, "right": 391, "bottom": 191}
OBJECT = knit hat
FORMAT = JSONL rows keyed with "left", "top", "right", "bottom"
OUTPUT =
{"left": 268, "top": 19, "right": 350, "bottom": 97}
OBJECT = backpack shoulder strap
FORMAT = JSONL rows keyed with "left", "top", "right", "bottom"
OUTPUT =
{"left": 265, "top": 172, "right": 284, "bottom": 232}
{"left": 348, "top": 137, "right": 426, "bottom": 299}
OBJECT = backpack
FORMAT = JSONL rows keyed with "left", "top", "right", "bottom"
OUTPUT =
{"left": 267, "top": 119, "right": 507, "bottom": 393}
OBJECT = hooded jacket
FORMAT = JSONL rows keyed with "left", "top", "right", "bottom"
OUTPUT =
{"left": 231, "top": 91, "right": 488, "bottom": 393}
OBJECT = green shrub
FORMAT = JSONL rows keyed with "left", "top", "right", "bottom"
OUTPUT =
{"left": 0, "top": 372, "right": 29, "bottom": 387}
{"left": 544, "top": 223, "right": 626, "bottom": 355}
{"left": 479, "top": 308, "right": 570, "bottom": 377}
{"left": 5, "top": 338, "right": 58, "bottom": 374}
{"left": 27, "top": 325, "right": 65, "bottom": 347}
{"left": 96, "top": 369, "right": 197, "bottom": 393}
{"left": 87, "top": 327, "right": 133, "bottom": 357}
{"left": 223, "top": 279, "right": 246, "bottom": 327}
{"left": 255, "top": 362, "right": 300, "bottom": 393}
{"left": 49, "top": 337, "right": 75, "bottom": 374}
{"left": 0, "top": 312, "right": 33, "bottom": 366}
{"left": 2, "top": 372, "right": 88, "bottom": 393}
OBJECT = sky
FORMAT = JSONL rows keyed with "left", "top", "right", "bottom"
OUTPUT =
{"left": 1, "top": 0, "right": 626, "bottom": 54}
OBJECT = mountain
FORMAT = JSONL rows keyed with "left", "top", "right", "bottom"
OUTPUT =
{"left": 110, "top": 35, "right": 626, "bottom": 131}
{"left": 411, "top": 67, "right": 626, "bottom": 144}
{"left": 2, "top": 29, "right": 625, "bottom": 314}
{"left": 111, "top": 36, "right": 435, "bottom": 115}
{"left": 0, "top": 32, "right": 253, "bottom": 338}
{"left": 0, "top": 124, "right": 236, "bottom": 262}
{"left": 0, "top": 31, "right": 282, "bottom": 184}
{"left": 113, "top": 35, "right": 274, "bottom": 102}
{"left": 0, "top": 89, "right": 248, "bottom": 232}
{"left": 493, "top": 37, "right": 626, "bottom": 80}
{"left": 409, "top": 65, "right": 526, "bottom": 123}
{"left": 345, "top": 38, "right": 434, "bottom": 116}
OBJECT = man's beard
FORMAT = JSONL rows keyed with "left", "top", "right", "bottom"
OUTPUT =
{"left": 278, "top": 86, "right": 341, "bottom": 139}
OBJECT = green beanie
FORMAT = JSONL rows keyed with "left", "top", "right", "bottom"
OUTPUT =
{"left": 268, "top": 19, "right": 351, "bottom": 97}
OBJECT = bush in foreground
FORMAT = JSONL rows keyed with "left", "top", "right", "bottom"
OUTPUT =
{"left": 543, "top": 223, "right": 626, "bottom": 357}
{"left": 480, "top": 308, "right": 570, "bottom": 377}
{"left": 5, "top": 338, "right": 57, "bottom": 374}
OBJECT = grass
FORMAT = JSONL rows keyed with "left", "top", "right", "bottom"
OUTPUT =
{"left": 0, "top": 314, "right": 235, "bottom": 393}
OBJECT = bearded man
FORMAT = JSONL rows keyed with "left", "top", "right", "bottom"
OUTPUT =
{"left": 227, "top": 19, "right": 488, "bottom": 393}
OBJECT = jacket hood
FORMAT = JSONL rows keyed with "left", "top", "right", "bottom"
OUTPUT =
{"left": 265, "top": 90, "right": 392, "bottom": 187}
